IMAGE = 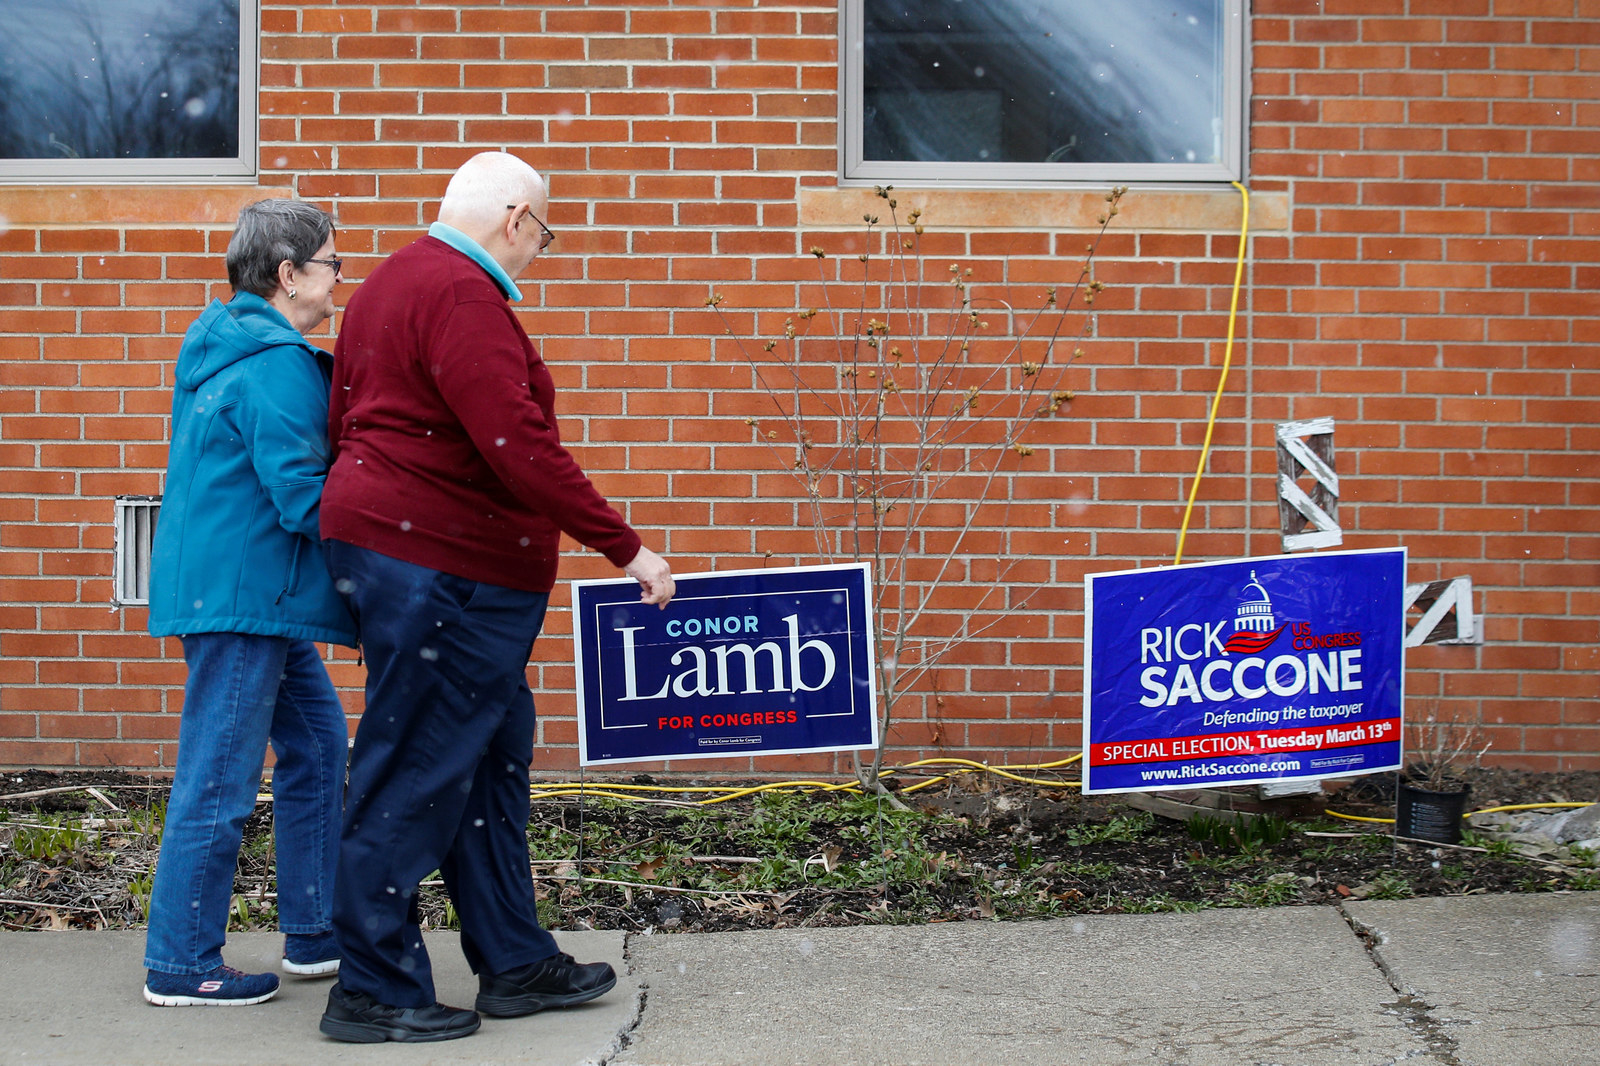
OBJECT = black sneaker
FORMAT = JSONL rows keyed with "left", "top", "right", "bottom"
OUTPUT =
{"left": 319, "top": 981, "right": 480, "bottom": 1043}
{"left": 475, "top": 952, "right": 618, "bottom": 1018}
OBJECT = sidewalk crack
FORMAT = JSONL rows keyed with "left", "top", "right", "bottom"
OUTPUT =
{"left": 1339, "top": 904, "right": 1463, "bottom": 1066}
{"left": 591, "top": 931, "right": 648, "bottom": 1066}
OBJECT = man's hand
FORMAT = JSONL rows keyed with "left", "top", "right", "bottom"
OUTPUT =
{"left": 624, "top": 545, "right": 675, "bottom": 609}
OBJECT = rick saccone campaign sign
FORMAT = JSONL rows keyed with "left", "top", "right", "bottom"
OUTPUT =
{"left": 573, "top": 563, "right": 879, "bottom": 765}
{"left": 1083, "top": 547, "right": 1406, "bottom": 794}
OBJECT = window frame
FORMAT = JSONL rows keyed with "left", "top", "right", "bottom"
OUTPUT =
{"left": 0, "top": 0, "right": 259, "bottom": 185}
{"left": 838, "top": 0, "right": 1248, "bottom": 186}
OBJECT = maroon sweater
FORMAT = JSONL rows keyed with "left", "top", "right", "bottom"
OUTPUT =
{"left": 321, "top": 236, "right": 641, "bottom": 592}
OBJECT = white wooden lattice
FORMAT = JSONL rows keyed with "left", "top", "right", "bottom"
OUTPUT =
{"left": 1404, "top": 576, "right": 1482, "bottom": 647}
{"left": 1277, "top": 417, "right": 1342, "bottom": 552}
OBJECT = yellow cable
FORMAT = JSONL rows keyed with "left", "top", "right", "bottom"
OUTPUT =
{"left": 897, "top": 755, "right": 1082, "bottom": 771}
{"left": 1469, "top": 802, "right": 1592, "bottom": 816}
{"left": 1174, "top": 180, "right": 1250, "bottom": 566}
{"left": 1322, "top": 800, "right": 1592, "bottom": 827}
{"left": 890, "top": 756, "right": 1083, "bottom": 787}
{"left": 528, "top": 760, "right": 1590, "bottom": 818}
{"left": 530, "top": 779, "right": 861, "bottom": 805}
{"left": 528, "top": 767, "right": 1588, "bottom": 827}
{"left": 528, "top": 787, "right": 681, "bottom": 804}
{"left": 533, "top": 782, "right": 745, "bottom": 795}
{"left": 898, "top": 771, "right": 1082, "bottom": 794}
{"left": 698, "top": 780, "right": 862, "bottom": 805}
{"left": 526, "top": 759, "right": 1088, "bottom": 806}
{"left": 1324, "top": 809, "right": 1394, "bottom": 824}
{"left": 901, "top": 772, "right": 961, "bottom": 790}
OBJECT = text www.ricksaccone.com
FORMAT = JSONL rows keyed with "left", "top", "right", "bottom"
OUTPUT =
{"left": 1138, "top": 759, "right": 1301, "bottom": 782}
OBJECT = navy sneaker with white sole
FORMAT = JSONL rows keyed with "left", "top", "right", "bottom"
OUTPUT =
{"left": 283, "top": 931, "right": 341, "bottom": 976}
{"left": 143, "top": 965, "right": 279, "bottom": 1007}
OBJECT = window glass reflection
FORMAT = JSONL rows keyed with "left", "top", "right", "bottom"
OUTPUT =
{"left": 0, "top": 0, "right": 241, "bottom": 162}
{"left": 863, "top": 0, "right": 1225, "bottom": 166}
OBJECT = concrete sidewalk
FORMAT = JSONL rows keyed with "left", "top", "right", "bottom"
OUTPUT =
{"left": 2, "top": 893, "right": 1595, "bottom": 1066}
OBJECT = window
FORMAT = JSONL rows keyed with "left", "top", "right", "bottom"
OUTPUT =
{"left": 0, "top": 0, "right": 256, "bottom": 183}
{"left": 840, "top": 0, "right": 1245, "bottom": 185}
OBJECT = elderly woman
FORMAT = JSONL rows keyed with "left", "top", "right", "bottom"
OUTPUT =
{"left": 142, "top": 199, "right": 356, "bottom": 1006}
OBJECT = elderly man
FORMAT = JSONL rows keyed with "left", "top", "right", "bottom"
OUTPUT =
{"left": 318, "top": 152, "right": 674, "bottom": 1043}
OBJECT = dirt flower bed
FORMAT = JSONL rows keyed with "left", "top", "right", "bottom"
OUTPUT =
{"left": 1, "top": 766, "right": 1595, "bottom": 934}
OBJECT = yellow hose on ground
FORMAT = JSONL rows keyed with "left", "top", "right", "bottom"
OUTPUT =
{"left": 1323, "top": 800, "right": 1593, "bottom": 826}
{"left": 528, "top": 776, "right": 1592, "bottom": 829}
{"left": 528, "top": 756, "right": 1087, "bottom": 806}
{"left": 530, "top": 763, "right": 1591, "bottom": 822}
{"left": 1470, "top": 802, "right": 1592, "bottom": 816}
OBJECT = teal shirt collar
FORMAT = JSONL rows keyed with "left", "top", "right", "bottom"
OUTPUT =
{"left": 427, "top": 222, "right": 522, "bottom": 302}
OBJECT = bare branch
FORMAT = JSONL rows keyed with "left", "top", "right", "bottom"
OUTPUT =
{"left": 719, "top": 187, "right": 1128, "bottom": 791}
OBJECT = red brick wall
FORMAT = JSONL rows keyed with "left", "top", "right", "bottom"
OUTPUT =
{"left": 0, "top": 1, "right": 1595, "bottom": 773}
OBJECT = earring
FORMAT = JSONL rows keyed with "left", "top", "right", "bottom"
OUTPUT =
{"left": 289, "top": 289, "right": 297, "bottom": 300}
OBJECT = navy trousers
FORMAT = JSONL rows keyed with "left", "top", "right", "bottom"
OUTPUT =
{"left": 324, "top": 540, "right": 559, "bottom": 1008}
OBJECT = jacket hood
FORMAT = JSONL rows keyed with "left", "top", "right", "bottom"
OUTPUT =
{"left": 176, "top": 292, "right": 321, "bottom": 390}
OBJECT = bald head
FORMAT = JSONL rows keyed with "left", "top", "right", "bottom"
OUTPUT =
{"left": 437, "top": 152, "right": 551, "bottom": 278}
{"left": 439, "top": 152, "right": 545, "bottom": 229}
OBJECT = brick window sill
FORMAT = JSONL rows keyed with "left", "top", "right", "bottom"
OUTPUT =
{"left": 801, "top": 186, "right": 1286, "bottom": 232}
{"left": 0, "top": 186, "right": 289, "bottom": 227}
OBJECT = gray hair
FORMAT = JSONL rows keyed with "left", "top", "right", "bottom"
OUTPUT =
{"left": 226, "top": 199, "right": 335, "bottom": 298}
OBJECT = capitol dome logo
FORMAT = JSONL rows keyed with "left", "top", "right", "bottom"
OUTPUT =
{"left": 1222, "top": 570, "right": 1286, "bottom": 654}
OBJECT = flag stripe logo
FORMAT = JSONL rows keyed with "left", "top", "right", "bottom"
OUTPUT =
{"left": 1222, "top": 625, "right": 1286, "bottom": 654}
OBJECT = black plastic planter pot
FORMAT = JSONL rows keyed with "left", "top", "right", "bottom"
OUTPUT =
{"left": 1395, "top": 781, "right": 1471, "bottom": 844}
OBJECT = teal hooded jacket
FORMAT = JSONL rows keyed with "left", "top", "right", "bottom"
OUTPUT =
{"left": 147, "top": 292, "right": 358, "bottom": 646}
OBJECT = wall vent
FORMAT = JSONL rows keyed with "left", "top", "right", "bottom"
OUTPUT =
{"left": 113, "top": 496, "right": 161, "bottom": 607}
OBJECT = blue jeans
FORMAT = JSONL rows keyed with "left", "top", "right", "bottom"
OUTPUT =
{"left": 144, "top": 633, "right": 347, "bottom": 975}
{"left": 324, "top": 540, "right": 558, "bottom": 1008}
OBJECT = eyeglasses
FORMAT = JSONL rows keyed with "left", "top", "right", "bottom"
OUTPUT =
{"left": 304, "top": 256, "right": 344, "bottom": 273}
{"left": 507, "top": 204, "right": 556, "bottom": 250}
